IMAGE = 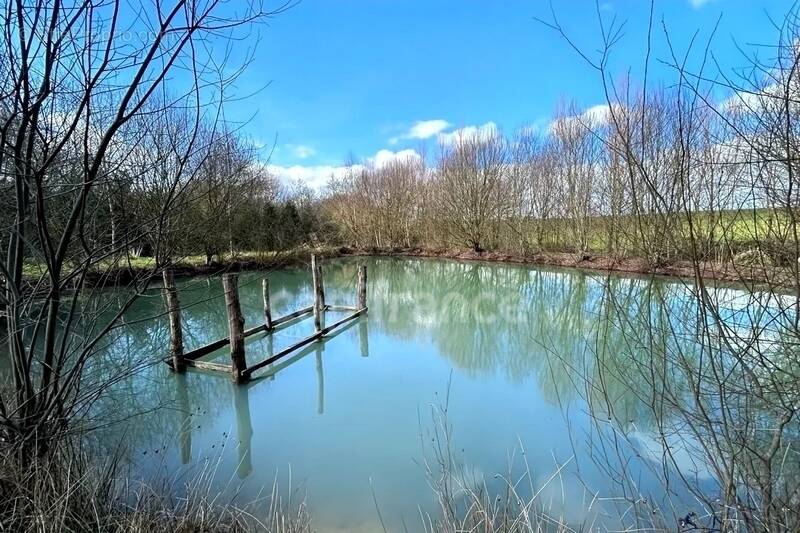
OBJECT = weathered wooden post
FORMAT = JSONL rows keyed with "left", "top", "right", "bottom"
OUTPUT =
{"left": 162, "top": 268, "right": 185, "bottom": 372}
{"left": 222, "top": 273, "right": 248, "bottom": 383}
{"left": 357, "top": 264, "right": 368, "bottom": 310}
{"left": 262, "top": 278, "right": 273, "bottom": 330}
{"left": 311, "top": 255, "right": 325, "bottom": 333}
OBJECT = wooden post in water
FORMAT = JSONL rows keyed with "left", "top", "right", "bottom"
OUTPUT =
{"left": 357, "top": 264, "right": 368, "bottom": 310}
{"left": 262, "top": 278, "right": 273, "bottom": 330}
{"left": 311, "top": 255, "right": 325, "bottom": 333}
{"left": 162, "top": 268, "right": 185, "bottom": 372}
{"left": 222, "top": 273, "right": 248, "bottom": 383}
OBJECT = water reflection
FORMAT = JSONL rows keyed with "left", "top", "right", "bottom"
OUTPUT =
{"left": 176, "top": 374, "right": 191, "bottom": 465}
{"left": 80, "top": 257, "right": 799, "bottom": 531}
{"left": 358, "top": 319, "right": 369, "bottom": 358}
{"left": 315, "top": 343, "right": 324, "bottom": 415}
{"left": 233, "top": 385, "right": 253, "bottom": 479}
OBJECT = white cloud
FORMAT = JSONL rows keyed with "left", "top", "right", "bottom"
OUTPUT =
{"left": 719, "top": 83, "right": 779, "bottom": 113}
{"left": 689, "top": 0, "right": 715, "bottom": 8}
{"left": 390, "top": 119, "right": 450, "bottom": 144}
{"left": 409, "top": 119, "right": 450, "bottom": 139}
{"left": 266, "top": 163, "right": 348, "bottom": 191}
{"left": 266, "top": 148, "right": 422, "bottom": 191}
{"left": 370, "top": 148, "right": 421, "bottom": 167}
{"left": 547, "top": 104, "right": 614, "bottom": 134}
{"left": 286, "top": 144, "right": 316, "bottom": 159}
{"left": 390, "top": 119, "right": 503, "bottom": 147}
{"left": 437, "top": 121, "right": 499, "bottom": 145}
{"left": 583, "top": 104, "right": 612, "bottom": 124}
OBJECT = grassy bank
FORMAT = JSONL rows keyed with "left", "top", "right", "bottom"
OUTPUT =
{"left": 20, "top": 242, "right": 784, "bottom": 292}
{"left": 19, "top": 248, "right": 347, "bottom": 290}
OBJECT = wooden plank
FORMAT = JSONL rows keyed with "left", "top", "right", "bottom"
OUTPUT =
{"left": 223, "top": 274, "right": 247, "bottom": 383}
{"left": 181, "top": 307, "right": 312, "bottom": 362}
{"left": 243, "top": 323, "right": 267, "bottom": 337}
{"left": 253, "top": 317, "right": 359, "bottom": 378}
{"left": 320, "top": 308, "right": 366, "bottom": 336}
{"left": 185, "top": 359, "right": 232, "bottom": 372}
{"left": 183, "top": 338, "right": 230, "bottom": 361}
{"left": 255, "top": 344, "right": 315, "bottom": 378}
{"left": 244, "top": 308, "right": 365, "bottom": 377}
{"left": 245, "top": 331, "right": 321, "bottom": 376}
{"left": 273, "top": 305, "right": 314, "bottom": 327}
{"left": 325, "top": 305, "right": 360, "bottom": 312}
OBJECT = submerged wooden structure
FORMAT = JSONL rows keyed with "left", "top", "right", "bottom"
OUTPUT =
{"left": 162, "top": 255, "right": 368, "bottom": 383}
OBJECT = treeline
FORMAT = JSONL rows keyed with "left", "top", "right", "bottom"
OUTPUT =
{"left": 97, "top": 124, "right": 326, "bottom": 266}
{"left": 322, "top": 84, "right": 798, "bottom": 270}
{"left": 2, "top": 0, "right": 796, "bottom": 280}
{"left": 0, "top": 113, "right": 325, "bottom": 269}
{"left": 6, "top": 78, "right": 792, "bottom": 272}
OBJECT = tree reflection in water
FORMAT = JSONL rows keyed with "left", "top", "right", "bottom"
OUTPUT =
{"left": 81, "top": 257, "right": 799, "bottom": 531}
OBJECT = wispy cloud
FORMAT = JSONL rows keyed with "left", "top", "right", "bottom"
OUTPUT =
{"left": 689, "top": 0, "right": 716, "bottom": 9}
{"left": 370, "top": 148, "right": 421, "bottom": 166}
{"left": 719, "top": 83, "right": 778, "bottom": 113}
{"left": 437, "top": 122, "right": 499, "bottom": 145}
{"left": 583, "top": 104, "right": 612, "bottom": 124}
{"left": 266, "top": 148, "right": 422, "bottom": 191}
{"left": 286, "top": 144, "right": 316, "bottom": 159}
{"left": 548, "top": 104, "right": 613, "bottom": 133}
{"left": 390, "top": 119, "right": 451, "bottom": 144}
{"left": 266, "top": 163, "right": 347, "bottom": 191}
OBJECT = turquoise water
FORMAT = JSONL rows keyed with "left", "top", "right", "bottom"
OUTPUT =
{"left": 87, "top": 257, "right": 751, "bottom": 531}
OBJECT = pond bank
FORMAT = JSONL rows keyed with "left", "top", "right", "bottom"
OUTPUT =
{"left": 338, "top": 246, "right": 779, "bottom": 286}
{"left": 75, "top": 248, "right": 343, "bottom": 288}
{"left": 71, "top": 245, "right": 780, "bottom": 289}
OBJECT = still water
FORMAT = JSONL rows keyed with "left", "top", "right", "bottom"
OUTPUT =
{"left": 89, "top": 257, "right": 741, "bottom": 532}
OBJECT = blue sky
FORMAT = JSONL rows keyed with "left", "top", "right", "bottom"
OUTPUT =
{"left": 221, "top": 0, "right": 795, "bottom": 189}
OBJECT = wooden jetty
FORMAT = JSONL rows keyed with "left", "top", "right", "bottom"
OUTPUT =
{"left": 162, "top": 256, "right": 367, "bottom": 383}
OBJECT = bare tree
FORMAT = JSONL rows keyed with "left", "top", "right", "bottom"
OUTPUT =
{"left": 435, "top": 132, "right": 508, "bottom": 252}
{"left": 537, "top": 3, "right": 800, "bottom": 530}
{"left": 550, "top": 103, "right": 602, "bottom": 258}
{"left": 0, "top": 0, "right": 289, "bottom": 456}
{"left": 505, "top": 128, "right": 558, "bottom": 254}
{"left": 182, "top": 128, "right": 258, "bottom": 265}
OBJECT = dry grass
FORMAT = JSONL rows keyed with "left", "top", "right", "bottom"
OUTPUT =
{"left": 0, "top": 445, "right": 311, "bottom": 533}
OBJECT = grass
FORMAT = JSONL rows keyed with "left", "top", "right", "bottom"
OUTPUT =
{"left": 0, "top": 444, "right": 312, "bottom": 533}
{"left": 19, "top": 247, "right": 343, "bottom": 282}
{"left": 18, "top": 207, "right": 799, "bottom": 281}
{"left": 474, "top": 207, "right": 797, "bottom": 268}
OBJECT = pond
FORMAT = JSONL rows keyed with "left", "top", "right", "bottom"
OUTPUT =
{"left": 86, "top": 257, "right": 783, "bottom": 532}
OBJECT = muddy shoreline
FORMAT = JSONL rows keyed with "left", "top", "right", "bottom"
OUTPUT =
{"left": 69, "top": 246, "right": 779, "bottom": 289}
{"left": 338, "top": 247, "right": 778, "bottom": 287}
